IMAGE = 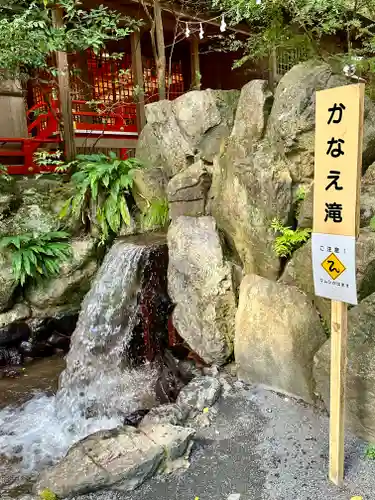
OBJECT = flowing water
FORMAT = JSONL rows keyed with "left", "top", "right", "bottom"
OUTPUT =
{"left": 0, "top": 240, "right": 159, "bottom": 476}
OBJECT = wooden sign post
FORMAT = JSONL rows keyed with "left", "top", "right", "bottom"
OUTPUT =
{"left": 312, "top": 83, "right": 364, "bottom": 486}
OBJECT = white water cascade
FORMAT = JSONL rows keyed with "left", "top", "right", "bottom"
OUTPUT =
{"left": 0, "top": 241, "right": 158, "bottom": 473}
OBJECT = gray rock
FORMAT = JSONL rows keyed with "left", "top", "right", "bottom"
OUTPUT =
{"left": 168, "top": 216, "right": 237, "bottom": 365}
{"left": 173, "top": 90, "right": 222, "bottom": 147}
{"left": 136, "top": 100, "right": 194, "bottom": 178}
{"left": 167, "top": 160, "right": 211, "bottom": 219}
{"left": 211, "top": 143, "right": 293, "bottom": 279}
{"left": 133, "top": 166, "right": 168, "bottom": 212}
{"left": 140, "top": 403, "right": 190, "bottom": 427}
{"left": 34, "top": 424, "right": 195, "bottom": 498}
{"left": 235, "top": 274, "right": 326, "bottom": 403}
{"left": 360, "top": 162, "right": 375, "bottom": 227}
{"left": 177, "top": 376, "right": 221, "bottom": 410}
{"left": 0, "top": 303, "right": 30, "bottom": 328}
{"left": 280, "top": 240, "right": 331, "bottom": 325}
{"left": 314, "top": 293, "right": 375, "bottom": 442}
{"left": 297, "top": 182, "right": 313, "bottom": 229}
{"left": 231, "top": 79, "right": 273, "bottom": 151}
{"left": 26, "top": 237, "right": 98, "bottom": 312}
{"left": 266, "top": 61, "right": 332, "bottom": 181}
{"left": 0, "top": 251, "right": 16, "bottom": 313}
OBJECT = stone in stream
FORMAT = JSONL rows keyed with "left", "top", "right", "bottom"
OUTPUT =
{"left": 141, "top": 403, "right": 190, "bottom": 427}
{"left": 0, "top": 321, "right": 30, "bottom": 347}
{"left": 177, "top": 376, "right": 222, "bottom": 411}
{"left": 34, "top": 423, "right": 195, "bottom": 498}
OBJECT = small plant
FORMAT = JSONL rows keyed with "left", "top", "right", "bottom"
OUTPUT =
{"left": 365, "top": 444, "right": 375, "bottom": 459}
{"left": 0, "top": 164, "right": 11, "bottom": 182}
{"left": 370, "top": 215, "right": 375, "bottom": 232}
{"left": 59, "top": 152, "right": 143, "bottom": 243}
{"left": 294, "top": 186, "right": 306, "bottom": 204}
{"left": 271, "top": 218, "right": 311, "bottom": 258}
{"left": 39, "top": 489, "right": 58, "bottom": 500}
{"left": 34, "top": 150, "right": 64, "bottom": 167}
{"left": 141, "top": 198, "right": 169, "bottom": 230}
{"left": 0, "top": 231, "right": 72, "bottom": 286}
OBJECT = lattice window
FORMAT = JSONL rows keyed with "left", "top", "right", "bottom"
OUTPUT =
{"left": 277, "top": 46, "right": 309, "bottom": 77}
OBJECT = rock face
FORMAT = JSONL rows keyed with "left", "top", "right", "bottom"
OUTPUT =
{"left": 167, "top": 160, "right": 211, "bottom": 219}
{"left": 34, "top": 424, "right": 195, "bottom": 498}
{"left": 168, "top": 216, "right": 237, "bottom": 365}
{"left": 135, "top": 90, "right": 239, "bottom": 206}
{"left": 177, "top": 376, "right": 221, "bottom": 411}
{"left": 235, "top": 274, "right": 326, "bottom": 403}
{"left": 0, "top": 252, "right": 16, "bottom": 313}
{"left": 211, "top": 80, "right": 293, "bottom": 280}
{"left": 314, "top": 293, "right": 375, "bottom": 442}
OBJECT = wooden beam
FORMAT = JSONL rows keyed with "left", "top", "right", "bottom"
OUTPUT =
{"left": 52, "top": 6, "right": 76, "bottom": 161}
{"left": 131, "top": 30, "right": 146, "bottom": 131}
{"left": 190, "top": 37, "right": 201, "bottom": 90}
{"left": 329, "top": 300, "right": 348, "bottom": 486}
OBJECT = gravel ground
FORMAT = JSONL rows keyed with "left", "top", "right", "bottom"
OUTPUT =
{"left": 70, "top": 381, "right": 375, "bottom": 500}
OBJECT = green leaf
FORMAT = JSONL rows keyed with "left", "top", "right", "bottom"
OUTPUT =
{"left": 119, "top": 195, "right": 130, "bottom": 226}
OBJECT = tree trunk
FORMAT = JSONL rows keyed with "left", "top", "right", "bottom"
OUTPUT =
{"left": 154, "top": 0, "right": 166, "bottom": 100}
{"left": 52, "top": 6, "right": 76, "bottom": 161}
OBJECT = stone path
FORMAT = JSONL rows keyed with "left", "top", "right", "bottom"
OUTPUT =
{"left": 71, "top": 382, "right": 375, "bottom": 500}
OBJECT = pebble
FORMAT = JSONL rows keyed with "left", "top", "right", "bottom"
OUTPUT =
{"left": 227, "top": 494, "right": 241, "bottom": 500}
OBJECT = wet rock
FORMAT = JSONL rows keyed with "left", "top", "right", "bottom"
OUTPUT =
{"left": 0, "top": 346, "right": 22, "bottom": 366}
{"left": 141, "top": 403, "right": 190, "bottom": 427}
{"left": 123, "top": 409, "right": 150, "bottom": 427}
{"left": 26, "top": 236, "right": 98, "bottom": 313}
{"left": 28, "top": 311, "right": 78, "bottom": 343}
{"left": 235, "top": 274, "right": 326, "bottom": 404}
{"left": 0, "top": 321, "right": 30, "bottom": 347}
{"left": 0, "top": 303, "right": 31, "bottom": 328}
{"left": 34, "top": 424, "right": 195, "bottom": 498}
{"left": 177, "top": 376, "right": 221, "bottom": 410}
{"left": 168, "top": 216, "right": 237, "bottom": 365}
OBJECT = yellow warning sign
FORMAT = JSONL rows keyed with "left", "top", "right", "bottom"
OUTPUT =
{"left": 321, "top": 252, "right": 346, "bottom": 280}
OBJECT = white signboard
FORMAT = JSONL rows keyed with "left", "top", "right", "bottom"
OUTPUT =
{"left": 311, "top": 233, "right": 357, "bottom": 305}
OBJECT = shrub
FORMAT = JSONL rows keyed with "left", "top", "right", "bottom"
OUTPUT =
{"left": 58, "top": 152, "right": 143, "bottom": 243}
{"left": 0, "top": 164, "right": 11, "bottom": 182}
{"left": 365, "top": 444, "right": 375, "bottom": 460}
{"left": 271, "top": 218, "right": 311, "bottom": 258}
{"left": 0, "top": 231, "right": 72, "bottom": 286}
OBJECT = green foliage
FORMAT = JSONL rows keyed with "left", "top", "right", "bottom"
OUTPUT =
{"left": 141, "top": 198, "right": 169, "bottom": 230}
{"left": 294, "top": 186, "right": 306, "bottom": 204}
{"left": 370, "top": 215, "right": 375, "bottom": 231}
{"left": 0, "top": 0, "right": 140, "bottom": 80}
{"left": 39, "top": 489, "right": 58, "bottom": 500}
{"left": 271, "top": 218, "right": 311, "bottom": 258}
{"left": 0, "top": 231, "right": 72, "bottom": 286}
{"left": 34, "top": 150, "right": 64, "bottom": 167}
{"left": 60, "top": 152, "right": 143, "bottom": 243}
{"left": 0, "top": 164, "right": 11, "bottom": 182}
{"left": 212, "top": 0, "right": 375, "bottom": 71}
{"left": 365, "top": 444, "right": 375, "bottom": 459}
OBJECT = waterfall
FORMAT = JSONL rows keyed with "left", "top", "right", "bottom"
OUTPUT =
{"left": 0, "top": 241, "right": 159, "bottom": 473}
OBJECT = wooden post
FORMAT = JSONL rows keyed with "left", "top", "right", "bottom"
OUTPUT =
{"left": 268, "top": 47, "right": 277, "bottom": 89}
{"left": 190, "top": 37, "right": 201, "bottom": 90}
{"left": 154, "top": 0, "right": 166, "bottom": 100}
{"left": 329, "top": 300, "right": 348, "bottom": 486}
{"left": 52, "top": 6, "right": 76, "bottom": 161}
{"left": 131, "top": 30, "right": 146, "bottom": 132}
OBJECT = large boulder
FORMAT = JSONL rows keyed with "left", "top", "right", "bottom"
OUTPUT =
{"left": 25, "top": 236, "right": 98, "bottom": 315}
{"left": 230, "top": 79, "right": 273, "bottom": 152}
{"left": 167, "top": 160, "right": 211, "bottom": 219}
{"left": 211, "top": 143, "right": 293, "bottom": 279}
{"left": 314, "top": 293, "right": 375, "bottom": 442}
{"left": 168, "top": 216, "right": 237, "bottom": 365}
{"left": 136, "top": 100, "right": 194, "bottom": 178}
{"left": 280, "top": 240, "right": 331, "bottom": 325}
{"left": 132, "top": 167, "right": 168, "bottom": 212}
{"left": 360, "top": 162, "right": 375, "bottom": 227}
{"left": 34, "top": 424, "right": 195, "bottom": 498}
{"left": 136, "top": 90, "right": 239, "bottom": 180}
{"left": 235, "top": 274, "right": 326, "bottom": 403}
